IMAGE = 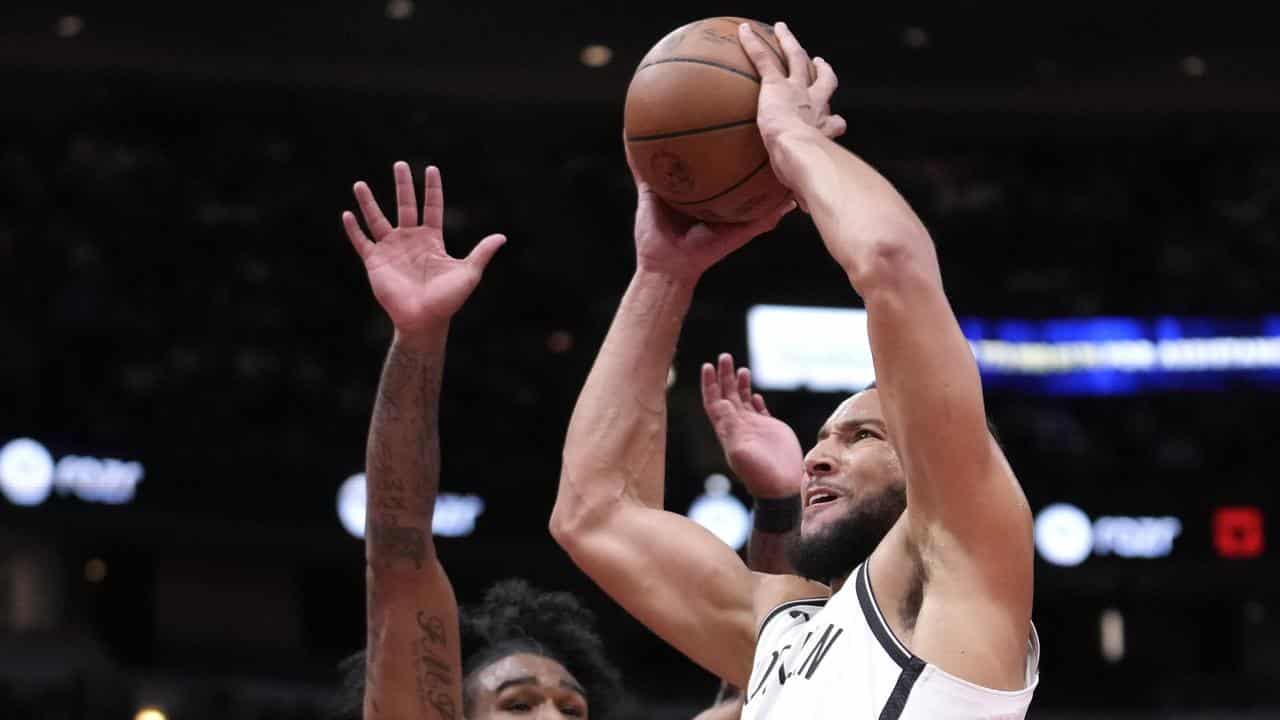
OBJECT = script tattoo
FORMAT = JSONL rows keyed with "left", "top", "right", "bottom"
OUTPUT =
{"left": 418, "top": 611, "right": 447, "bottom": 643}
{"left": 415, "top": 611, "right": 457, "bottom": 720}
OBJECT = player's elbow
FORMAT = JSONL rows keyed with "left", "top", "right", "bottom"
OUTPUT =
{"left": 548, "top": 492, "right": 583, "bottom": 548}
{"left": 847, "top": 227, "right": 937, "bottom": 297}
{"left": 549, "top": 464, "right": 617, "bottom": 548}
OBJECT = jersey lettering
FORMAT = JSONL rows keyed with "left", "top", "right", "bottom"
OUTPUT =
{"left": 747, "top": 623, "right": 845, "bottom": 704}
{"left": 744, "top": 568, "right": 1038, "bottom": 720}
{"left": 796, "top": 623, "right": 844, "bottom": 680}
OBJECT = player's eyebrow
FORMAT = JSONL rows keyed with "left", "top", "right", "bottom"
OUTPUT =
{"left": 494, "top": 676, "right": 539, "bottom": 694}
{"left": 817, "top": 417, "right": 885, "bottom": 441}
{"left": 493, "top": 676, "right": 588, "bottom": 698}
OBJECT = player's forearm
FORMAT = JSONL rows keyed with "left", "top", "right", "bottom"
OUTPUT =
{"left": 769, "top": 128, "right": 939, "bottom": 294}
{"left": 365, "top": 329, "right": 447, "bottom": 573}
{"left": 772, "top": 132, "right": 1008, "bottom": 519}
{"left": 554, "top": 270, "right": 694, "bottom": 528}
{"left": 747, "top": 529, "right": 794, "bottom": 575}
{"left": 746, "top": 493, "right": 799, "bottom": 575}
{"left": 363, "top": 562, "right": 462, "bottom": 720}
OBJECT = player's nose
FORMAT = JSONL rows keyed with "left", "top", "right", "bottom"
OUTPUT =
{"left": 804, "top": 446, "right": 837, "bottom": 477}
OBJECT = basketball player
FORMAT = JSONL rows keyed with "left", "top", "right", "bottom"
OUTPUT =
{"left": 551, "top": 21, "right": 1039, "bottom": 719}
{"left": 341, "top": 162, "right": 628, "bottom": 719}
{"left": 338, "top": 162, "right": 761, "bottom": 720}
{"left": 334, "top": 578, "right": 626, "bottom": 720}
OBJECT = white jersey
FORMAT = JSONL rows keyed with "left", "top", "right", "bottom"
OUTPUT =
{"left": 742, "top": 562, "right": 1040, "bottom": 720}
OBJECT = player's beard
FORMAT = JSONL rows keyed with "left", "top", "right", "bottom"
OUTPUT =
{"left": 786, "top": 484, "right": 907, "bottom": 584}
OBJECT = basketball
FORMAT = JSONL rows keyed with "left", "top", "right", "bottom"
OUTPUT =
{"left": 624, "top": 17, "right": 791, "bottom": 223}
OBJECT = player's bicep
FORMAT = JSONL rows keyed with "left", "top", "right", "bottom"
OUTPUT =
{"left": 558, "top": 501, "right": 760, "bottom": 686}
{"left": 365, "top": 559, "right": 464, "bottom": 720}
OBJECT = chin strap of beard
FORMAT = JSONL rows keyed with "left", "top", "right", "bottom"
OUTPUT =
{"left": 753, "top": 494, "right": 801, "bottom": 534}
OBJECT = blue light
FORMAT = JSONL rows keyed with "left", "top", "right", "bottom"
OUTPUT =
{"left": 749, "top": 306, "right": 1280, "bottom": 396}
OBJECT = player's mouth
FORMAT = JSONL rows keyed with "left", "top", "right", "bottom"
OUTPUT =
{"left": 803, "top": 484, "right": 844, "bottom": 518}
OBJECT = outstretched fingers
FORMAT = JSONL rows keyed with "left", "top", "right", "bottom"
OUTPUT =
{"left": 393, "top": 161, "right": 418, "bottom": 228}
{"left": 422, "top": 165, "right": 445, "bottom": 232}
{"left": 752, "top": 393, "right": 771, "bottom": 417}
{"left": 736, "top": 367, "right": 754, "bottom": 405}
{"left": 717, "top": 353, "right": 741, "bottom": 406}
{"left": 341, "top": 211, "right": 374, "bottom": 259}
{"left": 700, "top": 362, "right": 721, "bottom": 411}
{"left": 464, "top": 234, "right": 507, "bottom": 273}
{"left": 703, "top": 356, "right": 771, "bottom": 419}
{"left": 353, "top": 181, "right": 394, "bottom": 241}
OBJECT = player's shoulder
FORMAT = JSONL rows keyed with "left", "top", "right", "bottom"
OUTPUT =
{"left": 750, "top": 572, "right": 830, "bottom": 635}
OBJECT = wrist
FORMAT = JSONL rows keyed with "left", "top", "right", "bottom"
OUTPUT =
{"left": 392, "top": 323, "right": 448, "bottom": 355}
{"left": 632, "top": 265, "right": 701, "bottom": 293}
{"left": 765, "top": 124, "right": 825, "bottom": 195}
{"left": 765, "top": 122, "right": 826, "bottom": 159}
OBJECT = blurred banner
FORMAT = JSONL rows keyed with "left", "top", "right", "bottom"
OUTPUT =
{"left": 0, "top": 437, "right": 143, "bottom": 508}
{"left": 748, "top": 305, "right": 1280, "bottom": 395}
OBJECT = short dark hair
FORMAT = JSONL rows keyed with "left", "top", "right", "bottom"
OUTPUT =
{"left": 332, "top": 579, "right": 627, "bottom": 720}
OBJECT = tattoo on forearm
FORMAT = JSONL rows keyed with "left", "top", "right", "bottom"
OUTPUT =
{"left": 369, "top": 518, "right": 426, "bottom": 569}
{"left": 377, "top": 495, "right": 408, "bottom": 512}
{"left": 418, "top": 611, "right": 447, "bottom": 643}
{"left": 414, "top": 612, "right": 457, "bottom": 720}
{"left": 366, "top": 341, "right": 446, "bottom": 569}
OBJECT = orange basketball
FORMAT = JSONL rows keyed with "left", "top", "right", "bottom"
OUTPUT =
{"left": 624, "top": 17, "right": 790, "bottom": 223}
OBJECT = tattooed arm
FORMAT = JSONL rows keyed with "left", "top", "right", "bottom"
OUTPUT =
{"left": 343, "top": 162, "right": 506, "bottom": 720}
{"left": 364, "top": 337, "right": 460, "bottom": 720}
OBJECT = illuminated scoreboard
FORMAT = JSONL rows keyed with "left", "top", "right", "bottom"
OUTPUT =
{"left": 746, "top": 305, "right": 1280, "bottom": 396}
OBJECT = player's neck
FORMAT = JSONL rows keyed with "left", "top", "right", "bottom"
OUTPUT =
{"left": 828, "top": 572, "right": 853, "bottom": 593}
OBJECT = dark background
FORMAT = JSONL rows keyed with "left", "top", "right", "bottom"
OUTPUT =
{"left": 1, "top": 1, "right": 1278, "bottom": 718}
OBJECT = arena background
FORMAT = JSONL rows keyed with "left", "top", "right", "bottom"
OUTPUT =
{"left": 2, "top": 1, "right": 1278, "bottom": 718}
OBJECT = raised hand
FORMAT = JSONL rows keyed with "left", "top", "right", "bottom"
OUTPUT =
{"left": 342, "top": 162, "right": 505, "bottom": 343}
{"left": 701, "top": 353, "right": 804, "bottom": 500}
{"left": 625, "top": 142, "right": 796, "bottom": 282}
{"left": 738, "top": 22, "right": 846, "bottom": 189}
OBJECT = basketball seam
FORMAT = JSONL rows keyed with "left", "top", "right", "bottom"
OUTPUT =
{"left": 635, "top": 57, "right": 760, "bottom": 83}
{"left": 625, "top": 118, "right": 757, "bottom": 143}
{"left": 671, "top": 157, "right": 771, "bottom": 206}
